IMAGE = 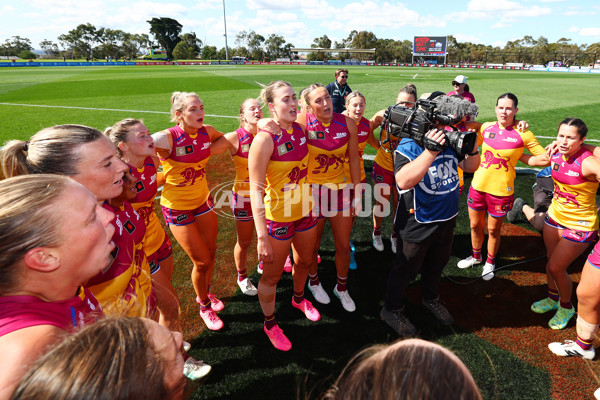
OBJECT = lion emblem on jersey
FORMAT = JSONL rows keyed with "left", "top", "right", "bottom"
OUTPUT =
{"left": 176, "top": 166, "right": 206, "bottom": 187}
{"left": 553, "top": 185, "right": 580, "bottom": 208}
{"left": 313, "top": 154, "right": 344, "bottom": 174}
{"left": 480, "top": 150, "right": 510, "bottom": 171}
{"left": 282, "top": 166, "right": 302, "bottom": 192}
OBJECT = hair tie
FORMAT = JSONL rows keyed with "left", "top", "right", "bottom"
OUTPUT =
{"left": 23, "top": 141, "right": 29, "bottom": 152}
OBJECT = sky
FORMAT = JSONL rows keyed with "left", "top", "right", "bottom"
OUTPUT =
{"left": 1, "top": 0, "right": 600, "bottom": 51}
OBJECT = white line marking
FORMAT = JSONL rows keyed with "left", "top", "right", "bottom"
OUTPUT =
{"left": 254, "top": 81, "right": 267, "bottom": 88}
{"left": 0, "top": 103, "right": 238, "bottom": 119}
{"left": 412, "top": 73, "right": 419, "bottom": 79}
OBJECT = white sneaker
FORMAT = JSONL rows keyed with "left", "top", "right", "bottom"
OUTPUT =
{"left": 481, "top": 262, "right": 495, "bottom": 281}
{"left": 372, "top": 233, "right": 384, "bottom": 251}
{"left": 548, "top": 340, "right": 595, "bottom": 360}
{"left": 333, "top": 287, "right": 356, "bottom": 312}
{"left": 594, "top": 387, "right": 600, "bottom": 400}
{"left": 183, "top": 341, "right": 191, "bottom": 352}
{"left": 183, "top": 357, "right": 212, "bottom": 380}
{"left": 457, "top": 256, "right": 482, "bottom": 269}
{"left": 390, "top": 234, "right": 397, "bottom": 254}
{"left": 237, "top": 277, "right": 258, "bottom": 296}
{"left": 307, "top": 282, "right": 331, "bottom": 304}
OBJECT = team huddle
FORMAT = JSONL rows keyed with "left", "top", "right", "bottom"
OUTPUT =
{"left": 1, "top": 68, "right": 600, "bottom": 399}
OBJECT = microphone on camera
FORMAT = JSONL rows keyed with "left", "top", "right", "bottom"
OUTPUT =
{"left": 434, "top": 95, "right": 479, "bottom": 122}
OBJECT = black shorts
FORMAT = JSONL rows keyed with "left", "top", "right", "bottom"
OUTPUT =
{"left": 533, "top": 176, "right": 553, "bottom": 214}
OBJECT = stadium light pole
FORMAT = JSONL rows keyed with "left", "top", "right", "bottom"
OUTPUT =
{"left": 222, "top": 0, "right": 229, "bottom": 60}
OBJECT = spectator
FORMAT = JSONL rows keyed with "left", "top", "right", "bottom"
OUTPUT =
{"left": 448, "top": 75, "right": 476, "bottom": 104}
{"left": 325, "top": 69, "right": 352, "bottom": 113}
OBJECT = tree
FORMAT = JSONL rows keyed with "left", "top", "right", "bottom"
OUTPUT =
{"left": 179, "top": 32, "right": 202, "bottom": 58}
{"left": 201, "top": 45, "right": 217, "bottom": 60}
{"left": 39, "top": 39, "right": 60, "bottom": 58}
{"left": 19, "top": 50, "right": 36, "bottom": 60}
{"left": 1, "top": 36, "right": 33, "bottom": 57}
{"left": 265, "top": 33, "right": 287, "bottom": 60}
{"left": 312, "top": 35, "right": 331, "bottom": 49}
{"left": 58, "top": 24, "right": 99, "bottom": 58}
{"left": 310, "top": 35, "right": 331, "bottom": 61}
{"left": 147, "top": 17, "right": 183, "bottom": 59}
{"left": 246, "top": 31, "right": 265, "bottom": 61}
{"left": 96, "top": 28, "right": 126, "bottom": 59}
{"left": 121, "top": 33, "right": 151, "bottom": 59}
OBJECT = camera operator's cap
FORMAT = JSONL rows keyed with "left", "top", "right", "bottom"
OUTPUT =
{"left": 453, "top": 75, "right": 467, "bottom": 84}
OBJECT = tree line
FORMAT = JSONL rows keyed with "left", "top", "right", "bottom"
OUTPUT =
{"left": 2, "top": 17, "right": 599, "bottom": 65}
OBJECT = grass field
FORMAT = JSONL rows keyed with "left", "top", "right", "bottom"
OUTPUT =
{"left": 2, "top": 65, "right": 600, "bottom": 399}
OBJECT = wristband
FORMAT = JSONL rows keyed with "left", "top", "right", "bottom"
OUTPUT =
{"left": 467, "top": 150, "right": 479, "bottom": 156}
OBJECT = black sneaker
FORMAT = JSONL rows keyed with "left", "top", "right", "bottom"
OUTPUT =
{"left": 507, "top": 197, "right": 526, "bottom": 222}
{"left": 423, "top": 297, "right": 454, "bottom": 325}
{"left": 380, "top": 306, "right": 417, "bottom": 337}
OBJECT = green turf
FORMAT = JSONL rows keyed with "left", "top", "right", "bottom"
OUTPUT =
{"left": 2, "top": 65, "right": 599, "bottom": 399}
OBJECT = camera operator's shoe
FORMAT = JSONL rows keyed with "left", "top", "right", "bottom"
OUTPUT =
{"left": 423, "top": 297, "right": 454, "bottom": 325}
{"left": 595, "top": 387, "right": 600, "bottom": 400}
{"left": 390, "top": 234, "right": 397, "bottom": 254}
{"left": 372, "top": 233, "right": 384, "bottom": 251}
{"left": 507, "top": 198, "right": 526, "bottom": 222}
{"left": 531, "top": 297, "right": 559, "bottom": 314}
{"left": 457, "top": 255, "right": 482, "bottom": 269}
{"left": 548, "top": 340, "right": 595, "bottom": 360}
{"left": 380, "top": 306, "right": 417, "bottom": 337}
{"left": 549, "top": 306, "right": 576, "bottom": 330}
{"left": 481, "top": 263, "right": 495, "bottom": 281}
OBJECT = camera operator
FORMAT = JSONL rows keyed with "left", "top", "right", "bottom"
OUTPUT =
{"left": 380, "top": 96, "right": 481, "bottom": 337}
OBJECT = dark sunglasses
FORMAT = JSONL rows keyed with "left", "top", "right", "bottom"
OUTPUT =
{"left": 452, "top": 81, "right": 461, "bottom": 86}
{"left": 340, "top": 75, "right": 348, "bottom": 78}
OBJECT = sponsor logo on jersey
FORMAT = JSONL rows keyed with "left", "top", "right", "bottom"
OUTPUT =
{"left": 135, "top": 180, "right": 145, "bottom": 192}
{"left": 565, "top": 170, "right": 580, "bottom": 177}
{"left": 175, "top": 214, "right": 188, "bottom": 223}
{"left": 300, "top": 137, "right": 307, "bottom": 146}
{"left": 201, "top": 142, "right": 211, "bottom": 150}
{"left": 241, "top": 144, "right": 250, "bottom": 153}
{"left": 504, "top": 137, "right": 518, "bottom": 143}
{"left": 553, "top": 163, "right": 560, "bottom": 171}
{"left": 176, "top": 145, "right": 194, "bottom": 156}
{"left": 334, "top": 132, "right": 347, "bottom": 139}
{"left": 577, "top": 220, "right": 591, "bottom": 227}
{"left": 485, "top": 132, "right": 497, "bottom": 139}
{"left": 274, "top": 226, "right": 288, "bottom": 236}
{"left": 124, "top": 220, "right": 135, "bottom": 234}
{"left": 277, "top": 141, "right": 294, "bottom": 156}
{"left": 359, "top": 129, "right": 369, "bottom": 136}
{"left": 308, "top": 131, "right": 326, "bottom": 140}
{"left": 237, "top": 210, "right": 248, "bottom": 217}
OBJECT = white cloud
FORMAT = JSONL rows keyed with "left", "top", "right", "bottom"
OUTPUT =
{"left": 454, "top": 34, "right": 485, "bottom": 45}
{"left": 579, "top": 27, "right": 600, "bottom": 37}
